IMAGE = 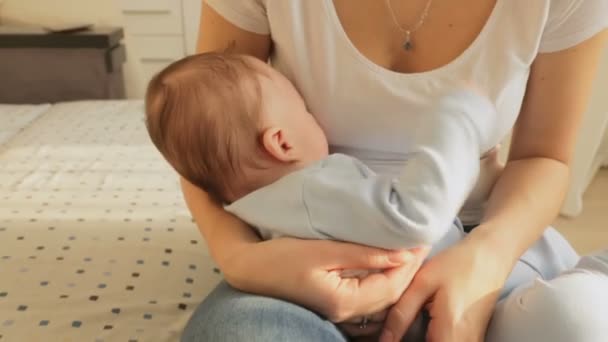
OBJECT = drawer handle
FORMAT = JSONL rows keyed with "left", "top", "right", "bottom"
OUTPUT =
{"left": 141, "top": 58, "right": 175, "bottom": 63}
{"left": 122, "top": 9, "right": 172, "bottom": 15}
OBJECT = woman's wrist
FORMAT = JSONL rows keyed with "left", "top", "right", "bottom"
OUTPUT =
{"left": 464, "top": 223, "right": 521, "bottom": 274}
{"left": 469, "top": 157, "right": 570, "bottom": 266}
{"left": 220, "top": 240, "right": 260, "bottom": 290}
{"left": 206, "top": 214, "right": 264, "bottom": 290}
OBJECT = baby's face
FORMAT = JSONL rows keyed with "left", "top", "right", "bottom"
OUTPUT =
{"left": 253, "top": 59, "right": 329, "bottom": 164}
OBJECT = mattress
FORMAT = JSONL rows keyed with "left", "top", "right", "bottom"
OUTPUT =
{"left": 0, "top": 101, "right": 222, "bottom": 341}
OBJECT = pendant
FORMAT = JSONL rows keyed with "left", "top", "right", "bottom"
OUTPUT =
{"left": 403, "top": 39, "right": 413, "bottom": 51}
{"left": 403, "top": 30, "right": 413, "bottom": 51}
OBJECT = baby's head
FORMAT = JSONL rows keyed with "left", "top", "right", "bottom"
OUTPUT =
{"left": 145, "top": 53, "right": 328, "bottom": 203}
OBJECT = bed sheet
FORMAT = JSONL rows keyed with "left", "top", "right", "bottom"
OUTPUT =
{"left": 0, "top": 101, "right": 222, "bottom": 342}
{"left": 0, "top": 104, "right": 50, "bottom": 146}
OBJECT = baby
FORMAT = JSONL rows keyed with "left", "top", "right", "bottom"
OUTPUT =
{"left": 144, "top": 52, "right": 496, "bottom": 256}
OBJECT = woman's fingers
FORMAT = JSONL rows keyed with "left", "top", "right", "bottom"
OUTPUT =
{"left": 380, "top": 274, "right": 436, "bottom": 342}
{"left": 426, "top": 313, "right": 449, "bottom": 342}
{"left": 343, "top": 310, "right": 388, "bottom": 324}
{"left": 351, "top": 249, "right": 429, "bottom": 314}
{"left": 323, "top": 242, "right": 420, "bottom": 270}
{"left": 339, "top": 321, "right": 384, "bottom": 338}
{"left": 329, "top": 265, "right": 411, "bottom": 320}
{"left": 280, "top": 239, "right": 432, "bottom": 323}
{"left": 340, "top": 311, "right": 387, "bottom": 337}
{"left": 326, "top": 256, "right": 424, "bottom": 322}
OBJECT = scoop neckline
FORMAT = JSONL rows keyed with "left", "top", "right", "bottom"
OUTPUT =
{"left": 324, "top": 0, "right": 504, "bottom": 79}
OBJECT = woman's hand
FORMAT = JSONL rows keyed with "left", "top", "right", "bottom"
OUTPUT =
{"left": 225, "top": 237, "right": 428, "bottom": 323}
{"left": 336, "top": 249, "right": 429, "bottom": 338}
{"left": 380, "top": 230, "right": 512, "bottom": 342}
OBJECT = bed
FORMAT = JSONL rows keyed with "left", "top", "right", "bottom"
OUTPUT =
{"left": 0, "top": 100, "right": 221, "bottom": 341}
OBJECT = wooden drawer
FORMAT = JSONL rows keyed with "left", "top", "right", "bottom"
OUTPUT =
{"left": 119, "top": 0, "right": 183, "bottom": 35}
{"left": 131, "top": 36, "right": 185, "bottom": 60}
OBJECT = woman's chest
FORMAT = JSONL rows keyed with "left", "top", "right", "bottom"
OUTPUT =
{"left": 330, "top": 0, "right": 498, "bottom": 74}
{"left": 267, "top": 0, "right": 551, "bottom": 153}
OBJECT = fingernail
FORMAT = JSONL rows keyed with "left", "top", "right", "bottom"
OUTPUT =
{"left": 389, "top": 250, "right": 413, "bottom": 263}
{"left": 380, "top": 329, "right": 393, "bottom": 342}
{"left": 411, "top": 245, "right": 431, "bottom": 255}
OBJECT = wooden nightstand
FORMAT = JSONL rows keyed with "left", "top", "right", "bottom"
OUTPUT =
{"left": 0, "top": 25, "right": 126, "bottom": 104}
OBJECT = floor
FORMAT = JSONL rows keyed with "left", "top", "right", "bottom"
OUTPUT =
{"left": 554, "top": 169, "right": 608, "bottom": 254}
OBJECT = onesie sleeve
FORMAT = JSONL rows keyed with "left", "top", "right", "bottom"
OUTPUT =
{"left": 538, "top": 0, "right": 608, "bottom": 53}
{"left": 301, "top": 91, "right": 496, "bottom": 249}
{"left": 226, "top": 91, "right": 494, "bottom": 250}
{"left": 205, "top": 0, "right": 270, "bottom": 35}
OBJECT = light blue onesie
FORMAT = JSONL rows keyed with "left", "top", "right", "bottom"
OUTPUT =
{"left": 226, "top": 90, "right": 578, "bottom": 298}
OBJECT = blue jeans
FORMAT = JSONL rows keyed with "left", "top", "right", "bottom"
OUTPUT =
{"left": 182, "top": 231, "right": 608, "bottom": 342}
{"left": 181, "top": 281, "right": 350, "bottom": 342}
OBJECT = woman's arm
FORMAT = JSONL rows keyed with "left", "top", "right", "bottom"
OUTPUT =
{"left": 196, "top": 3, "right": 271, "bottom": 60}
{"left": 473, "top": 28, "right": 608, "bottom": 264}
{"left": 381, "top": 29, "right": 608, "bottom": 342}
{"left": 188, "top": 2, "right": 271, "bottom": 284}
{"left": 181, "top": 178, "right": 259, "bottom": 284}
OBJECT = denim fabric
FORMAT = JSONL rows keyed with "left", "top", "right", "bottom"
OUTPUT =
{"left": 181, "top": 282, "right": 348, "bottom": 342}
{"left": 182, "top": 246, "right": 608, "bottom": 342}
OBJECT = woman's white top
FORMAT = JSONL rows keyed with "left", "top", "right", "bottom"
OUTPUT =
{"left": 206, "top": 0, "right": 608, "bottom": 224}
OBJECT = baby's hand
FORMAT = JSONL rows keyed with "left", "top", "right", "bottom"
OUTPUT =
{"left": 435, "top": 84, "right": 498, "bottom": 155}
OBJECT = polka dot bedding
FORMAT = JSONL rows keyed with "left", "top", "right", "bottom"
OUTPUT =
{"left": 0, "top": 101, "right": 222, "bottom": 342}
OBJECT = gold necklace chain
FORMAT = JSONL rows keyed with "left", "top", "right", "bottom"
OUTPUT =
{"left": 386, "top": 0, "right": 434, "bottom": 51}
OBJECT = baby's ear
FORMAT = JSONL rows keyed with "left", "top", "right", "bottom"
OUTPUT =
{"left": 261, "top": 127, "right": 298, "bottom": 163}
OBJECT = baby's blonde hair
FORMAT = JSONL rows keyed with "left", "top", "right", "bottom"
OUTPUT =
{"left": 145, "top": 53, "right": 263, "bottom": 201}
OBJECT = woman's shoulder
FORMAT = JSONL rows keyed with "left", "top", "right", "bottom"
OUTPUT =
{"left": 540, "top": 0, "right": 608, "bottom": 53}
{"left": 206, "top": 0, "right": 271, "bottom": 35}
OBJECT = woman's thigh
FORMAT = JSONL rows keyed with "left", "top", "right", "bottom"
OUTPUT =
{"left": 486, "top": 250, "right": 608, "bottom": 342}
{"left": 181, "top": 282, "right": 348, "bottom": 342}
{"left": 499, "top": 227, "right": 579, "bottom": 299}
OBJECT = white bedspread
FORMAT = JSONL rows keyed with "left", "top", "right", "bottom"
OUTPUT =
{"left": 0, "top": 101, "right": 221, "bottom": 342}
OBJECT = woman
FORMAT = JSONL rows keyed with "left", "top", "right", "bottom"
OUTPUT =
{"left": 181, "top": 0, "right": 608, "bottom": 341}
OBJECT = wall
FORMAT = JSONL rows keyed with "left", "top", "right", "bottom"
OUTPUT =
{"left": 182, "top": 0, "right": 202, "bottom": 55}
{"left": 594, "top": 47, "right": 608, "bottom": 166}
